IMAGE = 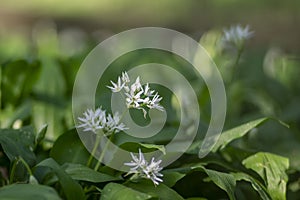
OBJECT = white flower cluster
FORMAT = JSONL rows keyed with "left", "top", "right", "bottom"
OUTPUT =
{"left": 77, "top": 72, "right": 164, "bottom": 185}
{"left": 107, "top": 72, "right": 164, "bottom": 118}
{"left": 124, "top": 149, "right": 163, "bottom": 186}
{"left": 77, "top": 107, "right": 127, "bottom": 135}
{"left": 222, "top": 25, "right": 254, "bottom": 49}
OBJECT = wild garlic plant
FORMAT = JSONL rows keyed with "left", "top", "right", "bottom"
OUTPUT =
{"left": 77, "top": 107, "right": 128, "bottom": 170}
{"left": 222, "top": 24, "right": 254, "bottom": 81}
{"left": 77, "top": 71, "right": 164, "bottom": 185}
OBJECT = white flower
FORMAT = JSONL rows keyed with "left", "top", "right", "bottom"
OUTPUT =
{"left": 144, "top": 158, "right": 163, "bottom": 186}
{"left": 124, "top": 149, "right": 147, "bottom": 172}
{"left": 77, "top": 108, "right": 106, "bottom": 133}
{"left": 147, "top": 93, "right": 164, "bottom": 111}
{"left": 104, "top": 112, "right": 128, "bottom": 134}
{"left": 143, "top": 83, "right": 155, "bottom": 97}
{"left": 121, "top": 71, "right": 130, "bottom": 83}
{"left": 107, "top": 76, "right": 125, "bottom": 92}
{"left": 131, "top": 77, "right": 142, "bottom": 91}
{"left": 77, "top": 108, "right": 127, "bottom": 135}
{"left": 107, "top": 72, "right": 164, "bottom": 118}
{"left": 124, "top": 149, "right": 163, "bottom": 186}
{"left": 125, "top": 92, "right": 143, "bottom": 108}
{"left": 222, "top": 24, "right": 254, "bottom": 48}
{"left": 124, "top": 77, "right": 143, "bottom": 107}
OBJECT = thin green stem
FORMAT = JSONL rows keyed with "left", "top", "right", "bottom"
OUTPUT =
{"left": 18, "top": 157, "right": 33, "bottom": 176}
{"left": 123, "top": 175, "right": 135, "bottom": 185}
{"left": 119, "top": 108, "right": 128, "bottom": 121}
{"left": 231, "top": 43, "right": 245, "bottom": 83}
{"left": 9, "top": 157, "right": 33, "bottom": 183}
{"left": 86, "top": 135, "right": 102, "bottom": 167}
{"left": 92, "top": 109, "right": 128, "bottom": 171}
{"left": 9, "top": 159, "right": 18, "bottom": 184}
{"left": 94, "top": 132, "right": 115, "bottom": 171}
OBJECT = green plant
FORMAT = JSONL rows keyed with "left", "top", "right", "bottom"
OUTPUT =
{"left": 0, "top": 25, "right": 299, "bottom": 200}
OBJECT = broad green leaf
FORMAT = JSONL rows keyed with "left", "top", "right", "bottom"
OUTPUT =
{"left": 218, "top": 146, "right": 254, "bottom": 163}
{"left": 126, "top": 179, "right": 184, "bottom": 200}
{"left": 50, "top": 129, "right": 90, "bottom": 165}
{"left": 186, "top": 198, "right": 207, "bottom": 200}
{"left": 203, "top": 168, "right": 236, "bottom": 200}
{"left": 162, "top": 171, "right": 185, "bottom": 187}
{"left": 120, "top": 142, "right": 166, "bottom": 154}
{"left": 242, "top": 152, "right": 289, "bottom": 200}
{"left": 140, "top": 143, "right": 166, "bottom": 155}
{"left": 186, "top": 154, "right": 237, "bottom": 172}
{"left": 168, "top": 166, "right": 236, "bottom": 200}
{"left": 36, "top": 158, "right": 85, "bottom": 200}
{"left": 101, "top": 183, "right": 155, "bottom": 200}
{"left": 212, "top": 118, "right": 268, "bottom": 152}
{"left": 0, "top": 184, "right": 61, "bottom": 200}
{"left": 232, "top": 172, "right": 271, "bottom": 200}
{"left": 62, "top": 163, "right": 122, "bottom": 183}
{"left": 0, "top": 126, "right": 36, "bottom": 165}
{"left": 114, "top": 127, "right": 178, "bottom": 145}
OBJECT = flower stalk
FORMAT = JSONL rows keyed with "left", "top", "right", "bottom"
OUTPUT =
{"left": 86, "top": 135, "right": 101, "bottom": 167}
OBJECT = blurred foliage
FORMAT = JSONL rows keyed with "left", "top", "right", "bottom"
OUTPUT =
{"left": 1, "top": 0, "right": 299, "bottom": 19}
{"left": 0, "top": 18, "right": 300, "bottom": 199}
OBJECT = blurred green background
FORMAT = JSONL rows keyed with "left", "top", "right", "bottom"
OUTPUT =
{"left": 1, "top": 0, "right": 300, "bottom": 140}
{"left": 1, "top": 0, "right": 300, "bottom": 57}
{"left": 1, "top": 0, "right": 299, "bottom": 150}
{"left": 1, "top": 1, "right": 300, "bottom": 198}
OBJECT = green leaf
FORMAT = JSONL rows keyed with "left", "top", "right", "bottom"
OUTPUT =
{"left": 168, "top": 166, "right": 236, "bottom": 200}
{"left": 126, "top": 179, "right": 184, "bottom": 200}
{"left": 232, "top": 172, "right": 271, "bottom": 200}
{"left": 0, "top": 184, "right": 61, "bottom": 200}
{"left": 36, "top": 124, "right": 48, "bottom": 144}
{"left": 36, "top": 158, "right": 85, "bottom": 200}
{"left": 0, "top": 126, "right": 36, "bottom": 165}
{"left": 140, "top": 143, "right": 166, "bottom": 155}
{"left": 203, "top": 168, "right": 236, "bottom": 200}
{"left": 50, "top": 129, "right": 90, "bottom": 165}
{"left": 212, "top": 118, "right": 268, "bottom": 152}
{"left": 162, "top": 171, "right": 185, "bottom": 187}
{"left": 242, "top": 152, "right": 289, "bottom": 200}
{"left": 101, "top": 183, "right": 155, "bottom": 200}
{"left": 120, "top": 142, "right": 166, "bottom": 154}
{"left": 62, "top": 163, "right": 122, "bottom": 183}
{"left": 114, "top": 127, "right": 178, "bottom": 145}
